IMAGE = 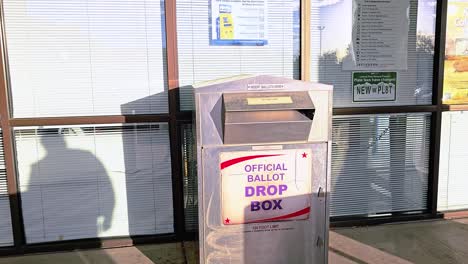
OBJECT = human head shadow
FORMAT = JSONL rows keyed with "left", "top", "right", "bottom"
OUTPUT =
{"left": 22, "top": 130, "right": 115, "bottom": 243}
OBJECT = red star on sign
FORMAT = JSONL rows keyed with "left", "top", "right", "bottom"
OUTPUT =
{"left": 224, "top": 218, "right": 230, "bottom": 224}
{"left": 302, "top": 152, "right": 308, "bottom": 158}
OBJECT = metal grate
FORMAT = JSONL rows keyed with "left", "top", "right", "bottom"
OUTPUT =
{"left": 181, "top": 123, "right": 198, "bottom": 232}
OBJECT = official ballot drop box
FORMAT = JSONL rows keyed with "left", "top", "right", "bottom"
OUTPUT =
{"left": 194, "top": 75, "right": 333, "bottom": 264}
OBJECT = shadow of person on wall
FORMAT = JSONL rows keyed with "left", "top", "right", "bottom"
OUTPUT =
{"left": 22, "top": 129, "right": 115, "bottom": 243}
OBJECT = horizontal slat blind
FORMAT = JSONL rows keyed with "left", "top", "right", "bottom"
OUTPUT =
{"left": 331, "top": 113, "right": 430, "bottom": 217}
{"left": 4, "top": 0, "right": 168, "bottom": 117}
{"left": 438, "top": 111, "right": 468, "bottom": 211}
{"left": 310, "top": 0, "right": 436, "bottom": 107}
{"left": 0, "top": 129, "right": 14, "bottom": 247}
{"left": 176, "top": 0, "right": 300, "bottom": 110}
{"left": 15, "top": 124, "right": 173, "bottom": 243}
{"left": 181, "top": 124, "right": 198, "bottom": 232}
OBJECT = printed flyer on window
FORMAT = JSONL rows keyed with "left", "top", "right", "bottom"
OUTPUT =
{"left": 352, "top": 72, "right": 397, "bottom": 102}
{"left": 444, "top": 1, "right": 468, "bottom": 104}
{"left": 210, "top": 0, "right": 268, "bottom": 46}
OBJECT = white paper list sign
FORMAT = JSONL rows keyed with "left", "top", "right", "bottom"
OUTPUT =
{"left": 343, "top": 0, "right": 410, "bottom": 71}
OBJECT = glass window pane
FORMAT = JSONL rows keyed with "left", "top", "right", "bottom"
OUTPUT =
{"left": 438, "top": 111, "right": 468, "bottom": 211}
{"left": 177, "top": 0, "right": 301, "bottom": 111}
{"left": 0, "top": 129, "right": 14, "bottom": 247}
{"left": 310, "top": 0, "right": 436, "bottom": 107}
{"left": 331, "top": 113, "right": 431, "bottom": 217}
{"left": 4, "top": 0, "right": 168, "bottom": 117}
{"left": 15, "top": 123, "right": 173, "bottom": 243}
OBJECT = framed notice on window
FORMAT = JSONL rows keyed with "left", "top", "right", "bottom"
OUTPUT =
{"left": 209, "top": 0, "right": 268, "bottom": 46}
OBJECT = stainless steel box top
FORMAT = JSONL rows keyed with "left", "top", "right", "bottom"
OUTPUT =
{"left": 194, "top": 75, "right": 332, "bottom": 146}
{"left": 222, "top": 91, "right": 315, "bottom": 144}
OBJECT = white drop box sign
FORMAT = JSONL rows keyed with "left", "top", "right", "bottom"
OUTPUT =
{"left": 221, "top": 149, "right": 312, "bottom": 225}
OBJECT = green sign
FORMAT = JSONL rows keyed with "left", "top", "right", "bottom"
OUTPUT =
{"left": 352, "top": 72, "right": 397, "bottom": 102}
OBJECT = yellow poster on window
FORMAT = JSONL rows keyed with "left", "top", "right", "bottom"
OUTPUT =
{"left": 444, "top": 1, "right": 468, "bottom": 104}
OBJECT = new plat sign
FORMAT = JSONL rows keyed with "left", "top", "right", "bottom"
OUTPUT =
{"left": 353, "top": 72, "right": 397, "bottom": 102}
{"left": 220, "top": 149, "right": 312, "bottom": 225}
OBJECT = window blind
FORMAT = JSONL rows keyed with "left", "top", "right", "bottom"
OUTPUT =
{"left": 438, "top": 111, "right": 468, "bottom": 211}
{"left": 181, "top": 124, "right": 198, "bottom": 232}
{"left": 4, "top": 0, "right": 168, "bottom": 118}
{"left": 331, "top": 113, "right": 430, "bottom": 217}
{"left": 15, "top": 123, "right": 173, "bottom": 243}
{"left": 0, "top": 130, "right": 14, "bottom": 247}
{"left": 310, "top": 0, "right": 436, "bottom": 107}
{"left": 176, "top": 0, "right": 301, "bottom": 110}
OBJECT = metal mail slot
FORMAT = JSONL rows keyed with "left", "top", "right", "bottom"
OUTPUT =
{"left": 223, "top": 92, "right": 315, "bottom": 144}
{"left": 223, "top": 91, "right": 315, "bottom": 111}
